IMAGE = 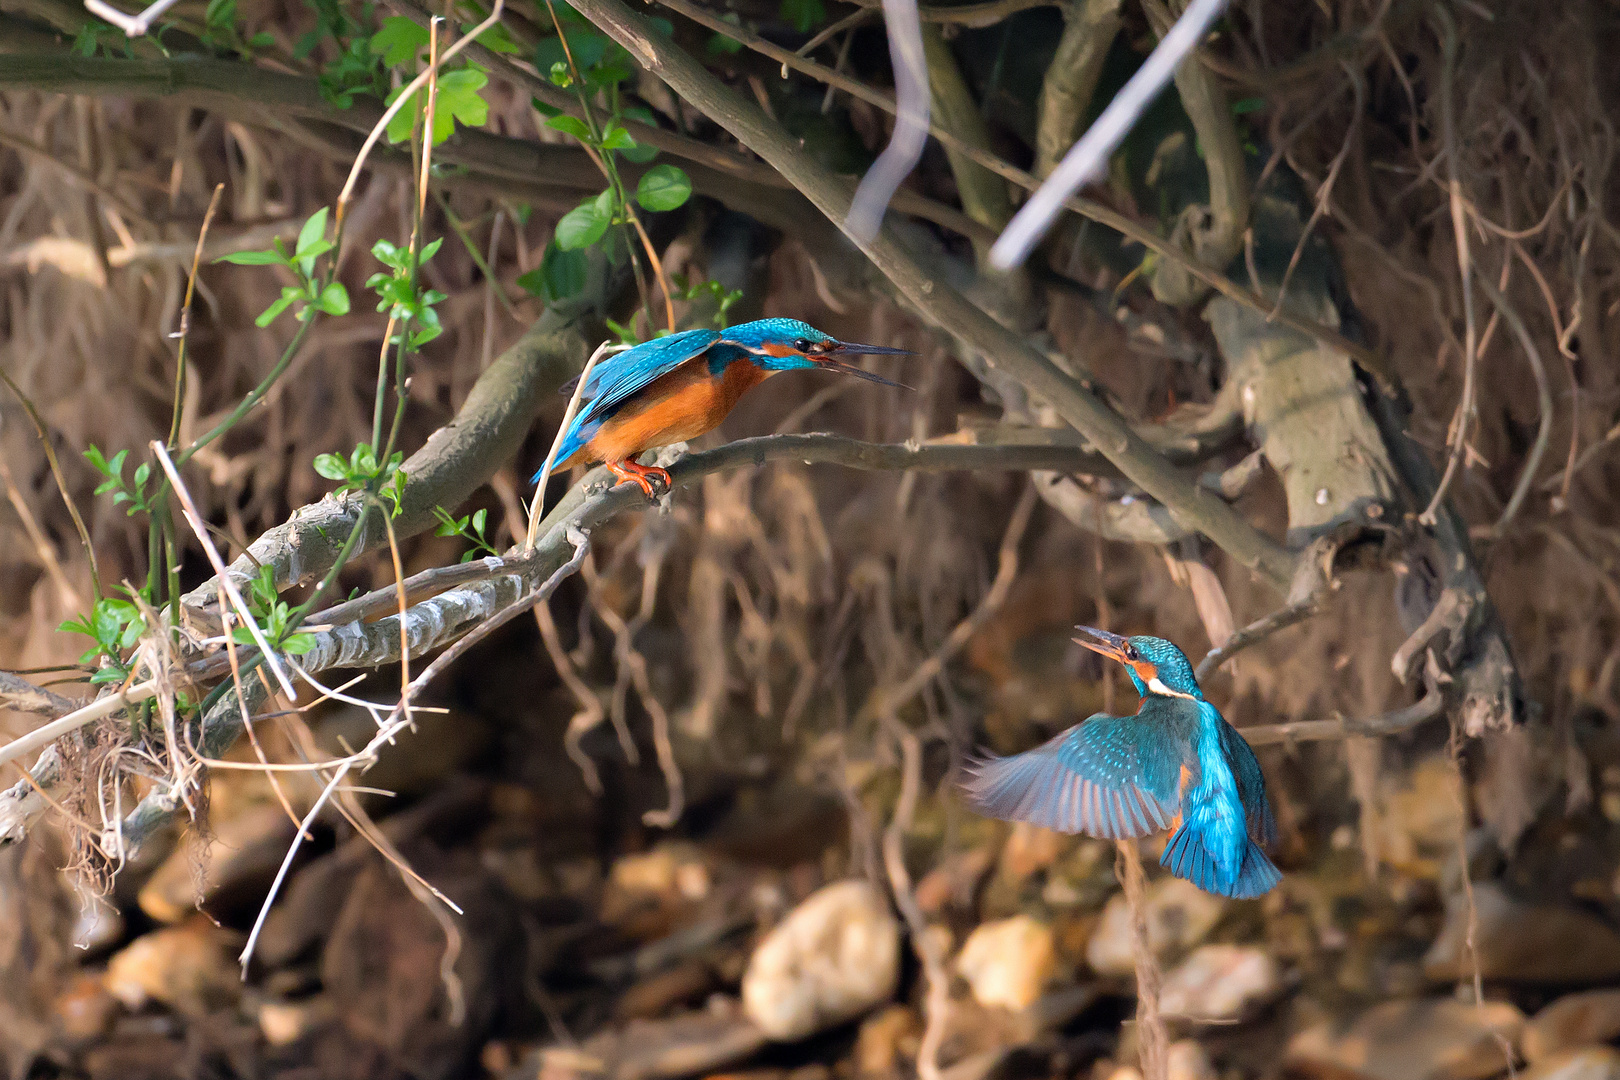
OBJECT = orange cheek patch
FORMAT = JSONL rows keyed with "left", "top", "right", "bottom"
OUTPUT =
{"left": 1133, "top": 660, "right": 1158, "bottom": 683}
{"left": 761, "top": 342, "right": 799, "bottom": 358}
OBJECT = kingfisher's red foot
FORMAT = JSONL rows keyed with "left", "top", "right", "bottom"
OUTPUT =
{"left": 606, "top": 459, "right": 673, "bottom": 500}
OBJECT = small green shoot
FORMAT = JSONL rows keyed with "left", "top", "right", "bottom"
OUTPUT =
{"left": 313, "top": 442, "right": 408, "bottom": 516}
{"left": 215, "top": 207, "right": 349, "bottom": 327}
{"left": 59, "top": 597, "right": 143, "bottom": 685}
{"left": 238, "top": 566, "right": 317, "bottom": 654}
{"left": 432, "top": 506, "right": 501, "bottom": 561}
{"left": 85, "top": 446, "right": 157, "bottom": 517}
{"left": 368, "top": 237, "right": 448, "bottom": 348}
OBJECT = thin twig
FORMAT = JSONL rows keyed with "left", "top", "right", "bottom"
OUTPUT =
{"left": 1117, "top": 839, "right": 1167, "bottom": 1080}
{"left": 525, "top": 341, "right": 613, "bottom": 551}
{"left": 1473, "top": 274, "right": 1552, "bottom": 535}
{"left": 0, "top": 455, "right": 82, "bottom": 610}
{"left": 989, "top": 0, "right": 1230, "bottom": 269}
{"left": 169, "top": 183, "right": 223, "bottom": 447}
{"left": 860, "top": 484, "right": 1037, "bottom": 722}
{"left": 0, "top": 679, "right": 158, "bottom": 771}
{"left": 0, "top": 366, "right": 102, "bottom": 596}
{"left": 1240, "top": 679, "right": 1444, "bottom": 746}
{"left": 846, "top": 0, "right": 930, "bottom": 240}
{"left": 1195, "top": 592, "right": 1329, "bottom": 682}
{"left": 150, "top": 442, "right": 297, "bottom": 700}
{"left": 1420, "top": 6, "right": 1476, "bottom": 526}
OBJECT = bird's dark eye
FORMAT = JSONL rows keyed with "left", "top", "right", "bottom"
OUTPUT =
{"left": 1125, "top": 645, "right": 1139, "bottom": 660}
{"left": 794, "top": 338, "right": 813, "bottom": 352}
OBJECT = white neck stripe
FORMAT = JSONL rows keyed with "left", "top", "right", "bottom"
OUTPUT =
{"left": 1146, "top": 676, "right": 1197, "bottom": 699}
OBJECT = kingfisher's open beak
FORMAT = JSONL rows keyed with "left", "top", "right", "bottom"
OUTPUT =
{"left": 1073, "top": 625, "right": 1132, "bottom": 663}
{"left": 819, "top": 341, "right": 913, "bottom": 389}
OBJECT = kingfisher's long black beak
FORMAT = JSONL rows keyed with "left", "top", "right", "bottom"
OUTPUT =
{"left": 1073, "top": 625, "right": 1131, "bottom": 663}
{"left": 820, "top": 341, "right": 913, "bottom": 389}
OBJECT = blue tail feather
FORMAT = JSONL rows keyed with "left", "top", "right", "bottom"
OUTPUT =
{"left": 1160, "top": 823, "right": 1280, "bottom": 899}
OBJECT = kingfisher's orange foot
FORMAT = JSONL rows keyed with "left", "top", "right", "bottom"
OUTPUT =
{"left": 606, "top": 459, "right": 673, "bottom": 500}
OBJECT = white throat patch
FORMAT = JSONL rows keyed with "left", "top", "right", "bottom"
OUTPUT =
{"left": 1146, "top": 676, "right": 1196, "bottom": 699}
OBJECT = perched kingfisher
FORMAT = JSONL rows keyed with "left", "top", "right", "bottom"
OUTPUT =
{"left": 963, "top": 627, "right": 1281, "bottom": 899}
{"left": 537, "top": 318, "right": 909, "bottom": 498}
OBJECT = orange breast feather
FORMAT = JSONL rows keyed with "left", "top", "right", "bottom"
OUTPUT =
{"left": 586, "top": 359, "right": 770, "bottom": 463}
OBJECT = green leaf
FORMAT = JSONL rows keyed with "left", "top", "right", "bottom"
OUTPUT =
{"left": 419, "top": 237, "right": 444, "bottom": 264}
{"left": 471, "top": 20, "right": 522, "bottom": 53}
{"left": 1230, "top": 96, "right": 1266, "bottom": 116}
{"left": 216, "top": 249, "right": 288, "bottom": 266}
{"left": 779, "top": 0, "right": 825, "bottom": 33}
{"left": 205, "top": 0, "right": 235, "bottom": 29}
{"left": 555, "top": 200, "right": 609, "bottom": 250}
{"left": 313, "top": 453, "right": 348, "bottom": 480}
{"left": 256, "top": 290, "right": 299, "bottom": 327}
{"left": 280, "top": 632, "right": 318, "bottom": 654}
{"left": 707, "top": 18, "right": 743, "bottom": 55}
{"left": 599, "top": 123, "right": 634, "bottom": 151}
{"left": 317, "top": 281, "right": 350, "bottom": 315}
{"left": 594, "top": 187, "right": 617, "bottom": 219}
{"left": 132, "top": 462, "right": 150, "bottom": 489}
{"left": 372, "top": 237, "right": 404, "bottom": 268}
{"left": 545, "top": 114, "right": 594, "bottom": 142}
{"left": 621, "top": 139, "right": 658, "bottom": 164}
{"left": 431, "top": 68, "right": 489, "bottom": 145}
{"left": 371, "top": 16, "right": 429, "bottom": 67}
{"left": 471, "top": 508, "right": 487, "bottom": 536}
{"left": 517, "top": 242, "right": 588, "bottom": 303}
{"left": 635, "top": 164, "right": 692, "bottom": 212}
{"left": 385, "top": 87, "right": 418, "bottom": 144}
{"left": 296, "top": 207, "right": 330, "bottom": 258}
{"left": 535, "top": 29, "right": 606, "bottom": 75}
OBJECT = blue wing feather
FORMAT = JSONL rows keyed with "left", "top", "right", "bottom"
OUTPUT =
{"left": 961, "top": 700, "right": 1200, "bottom": 839}
{"left": 540, "top": 330, "right": 722, "bottom": 479}
{"left": 574, "top": 329, "right": 722, "bottom": 427}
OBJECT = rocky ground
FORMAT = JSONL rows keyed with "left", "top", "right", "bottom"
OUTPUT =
{"left": 7, "top": 614, "right": 1620, "bottom": 1080}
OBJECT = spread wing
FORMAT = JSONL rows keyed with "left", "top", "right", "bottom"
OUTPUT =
{"left": 564, "top": 329, "right": 722, "bottom": 426}
{"left": 962, "top": 699, "right": 1200, "bottom": 839}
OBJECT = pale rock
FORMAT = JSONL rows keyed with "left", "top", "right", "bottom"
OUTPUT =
{"left": 1167, "top": 1040, "right": 1218, "bottom": 1080}
{"left": 1158, "top": 945, "right": 1281, "bottom": 1023}
{"left": 1286, "top": 997, "right": 1524, "bottom": 1080}
{"left": 1424, "top": 883, "right": 1620, "bottom": 983}
{"left": 955, "top": 915, "right": 1058, "bottom": 1011}
{"left": 1087, "top": 878, "right": 1227, "bottom": 975}
{"left": 1523, "top": 1048, "right": 1620, "bottom": 1080}
{"left": 103, "top": 918, "right": 242, "bottom": 1017}
{"left": 1526, "top": 991, "right": 1620, "bottom": 1062}
{"left": 742, "top": 879, "right": 900, "bottom": 1040}
{"left": 259, "top": 997, "right": 335, "bottom": 1046}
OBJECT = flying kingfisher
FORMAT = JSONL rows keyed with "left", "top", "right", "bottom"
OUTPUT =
{"left": 963, "top": 627, "right": 1281, "bottom": 899}
{"left": 537, "top": 318, "right": 909, "bottom": 498}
